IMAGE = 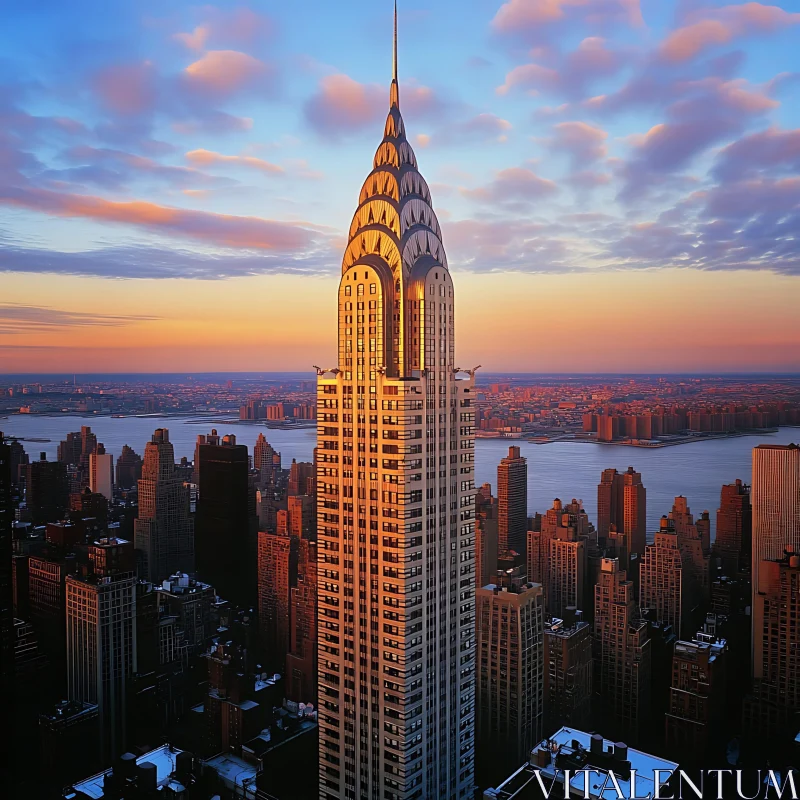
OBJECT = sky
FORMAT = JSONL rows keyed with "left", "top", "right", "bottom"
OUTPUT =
{"left": 1, "top": 0, "right": 799, "bottom": 374}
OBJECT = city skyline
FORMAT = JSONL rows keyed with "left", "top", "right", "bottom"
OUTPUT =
{"left": 3, "top": 0, "right": 800, "bottom": 374}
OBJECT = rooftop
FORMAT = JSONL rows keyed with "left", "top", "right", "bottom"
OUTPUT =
{"left": 485, "top": 727, "right": 678, "bottom": 800}
{"left": 202, "top": 752, "right": 258, "bottom": 798}
{"left": 65, "top": 744, "right": 181, "bottom": 799}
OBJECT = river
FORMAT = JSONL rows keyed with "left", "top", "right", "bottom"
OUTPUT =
{"left": 2, "top": 413, "right": 798, "bottom": 540}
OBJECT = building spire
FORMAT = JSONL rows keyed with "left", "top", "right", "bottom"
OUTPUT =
{"left": 390, "top": 0, "right": 399, "bottom": 108}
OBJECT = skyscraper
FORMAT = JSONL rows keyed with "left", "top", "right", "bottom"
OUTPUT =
{"left": 26, "top": 453, "right": 69, "bottom": 525}
{"left": 597, "top": 467, "right": 646, "bottom": 567}
{"left": 0, "top": 434, "right": 13, "bottom": 707}
{"left": 286, "top": 538, "right": 317, "bottom": 704}
{"left": 713, "top": 479, "right": 751, "bottom": 576}
{"left": 639, "top": 518, "right": 686, "bottom": 637}
{"left": 89, "top": 452, "right": 113, "bottom": 501}
{"left": 315, "top": 12, "right": 476, "bottom": 798}
{"left": 115, "top": 445, "right": 142, "bottom": 490}
{"left": 254, "top": 432, "right": 281, "bottom": 489}
{"left": 66, "top": 538, "right": 136, "bottom": 762}
{"left": 751, "top": 443, "right": 800, "bottom": 599}
{"left": 665, "top": 634, "right": 727, "bottom": 761}
{"left": 594, "top": 557, "right": 651, "bottom": 743}
{"left": 475, "top": 483, "right": 498, "bottom": 590}
{"left": 746, "top": 550, "right": 800, "bottom": 739}
{"left": 476, "top": 579, "right": 544, "bottom": 785}
{"left": 195, "top": 432, "right": 258, "bottom": 607}
{"left": 544, "top": 613, "right": 593, "bottom": 732}
{"left": 133, "top": 429, "right": 194, "bottom": 584}
{"left": 497, "top": 445, "right": 527, "bottom": 555}
{"left": 257, "top": 531, "right": 296, "bottom": 673}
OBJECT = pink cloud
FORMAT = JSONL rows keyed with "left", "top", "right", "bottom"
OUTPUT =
{"left": 549, "top": 121, "right": 608, "bottom": 165}
{"left": 492, "top": 0, "right": 641, "bottom": 32}
{"left": 93, "top": 63, "right": 157, "bottom": 116}
{"left": 660, "top": 3, "right": 800, "bottom": 62}
{"left": 173, "top": 25, "right": 210, "bottom": 51}
{"left": 184, "top": 50, "right": 267, "bottom": 94}
{"left": 304, "top": 74, "right": 384, "bottom": 135}
{"left": 185, "top": 148, "right": 284, "bottom": 174}
{"left": 713, "top": 127, "right": 800, "bottom": 180}
{"left": 462, "top": 166, "right": 558, "bottom": 205}
{"left": 497, "top": 38, "right": 621, "bottom": 98}
{"left": 0, "top": 185, "right": 328, "bottom": 252}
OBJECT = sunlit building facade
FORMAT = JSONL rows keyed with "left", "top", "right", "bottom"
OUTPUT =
{"left": 316, "top": 14, "right": 476, "bottom": 799}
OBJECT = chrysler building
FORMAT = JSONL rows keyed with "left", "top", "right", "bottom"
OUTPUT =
{"left": 315, "top": 6, "right": 477, "bottom": 799}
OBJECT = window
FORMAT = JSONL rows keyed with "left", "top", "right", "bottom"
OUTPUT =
{"left": 345, "top": 285, "right": 351, "bottom": 296}
{"left": 370, "top": 284, "right": 376, "bottom": 294}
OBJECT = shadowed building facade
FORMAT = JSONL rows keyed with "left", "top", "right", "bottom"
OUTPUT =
{"left": 497, "top": 446, "right": 527, "bottom": 556}
{"left": 315, "top": 11, "right": 476, "bottom": 799}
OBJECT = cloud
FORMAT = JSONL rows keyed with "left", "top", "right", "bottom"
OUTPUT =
{"left": 0, "top": 304, "right": 158, "bottom": 334}
{"left": 173, "top": 25, "right": 210, "bottom": 52}
{"left": 548, "top": 121, "right": 608, "bottom": 165}
{"left": 417, "top": 113, "right": 512, "bottom": 148}
{"left": 497, "top": 38, "right": 622, "bottom": 99}
{"left": 461, "top": 167, "right": 558, "bottom": 205}
{"left": 491, "top": 0, "right": 642, "bottom": 34}
{"left": 0, "top": 185, "right": 331, "bottom": 252}
{"left": 444, "top": 217, "right": 582, "bottom": 273}
{"left": 92, "top": 63, "right": 158, "bottom": 116}
{"left": 185, "top": 148, "right": 284, "bottom": 174}
{"left": 0, "top": 243, "right": 336, "bottom": 280}
{"left": 48, "top": 145, "right": 236, "bottom": 190}
{"left": 183, "top": 50, "right": 268, "bottom": 94}
{"left": 304, "top": 74, "right": 384, "bottom": 135}
{"left": 712, "top": 127, "right": 800, "bottom": 181}
{"left": 660, "top": 3, "right": 800, "bottom": 63}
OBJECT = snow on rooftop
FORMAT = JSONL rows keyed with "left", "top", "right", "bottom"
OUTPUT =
{"left": 529, "top": 728, "right": 678, "bottom": 800}
{"left": 70, "top": 744, "right": 181, "bottom": 799}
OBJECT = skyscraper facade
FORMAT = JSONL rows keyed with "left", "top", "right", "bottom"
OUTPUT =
{"left": 751, "top": 444, "right": 800, "bottom": 599}
{"left": 315, "top": 16, "right": 476, "bottom": 798}
{"left": 639, "top": 519, "right": 685, "bottom": 637}
{"left": 89, "top": 452, "right": 113, "bottom": 501}
{"left": 133, "top": 429, "right": 194, "bottom": 584}
{"left": 0, "top": 434, "right": 13, "bottom": 706}
{"left": 497, "top": 445, "right": 527, "bottom": 555}
{"left": 114, "top": 444, "right": 142, "bottom": 490}
{"left": 544, "top": 614, "right": 593, "bottom": 732}
{"left": 66, "top": 538, "right": 136, "bottom": 763}
{"left": 476, "top": 580, "right": 544, "bottom": 784}
{"left": 26, "top": 453, "right": 69, "bottom": 525}
{"left": 713, "top": 479, "right": 751, "bottom": 576}
{"left": 475, "top": 483, "right": 498, "bottom": 590}
{"left": 594, "top": 557, "right": 651, "bottom": 743}
{"left": 597, "top": 467, "right": 646, "bottom": 567}
{"left": 195, "top": 432, "right": 258, "bottom": 607}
